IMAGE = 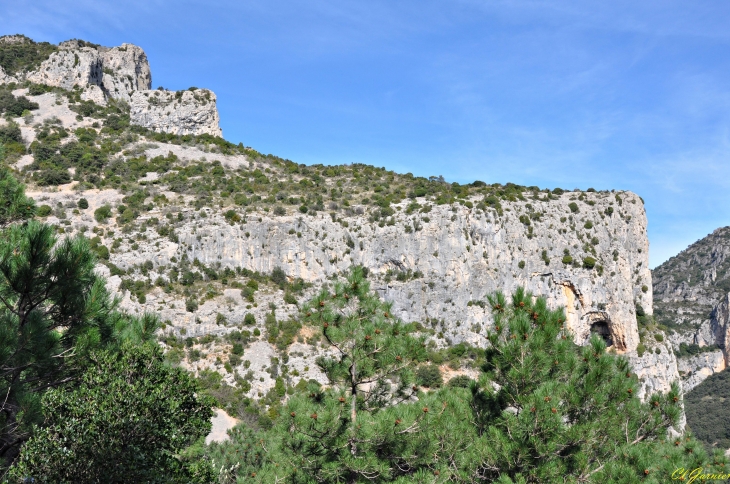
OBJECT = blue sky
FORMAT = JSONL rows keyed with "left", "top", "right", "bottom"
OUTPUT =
{"left": 4, "top": 0, "right": 730, "bottom": 268}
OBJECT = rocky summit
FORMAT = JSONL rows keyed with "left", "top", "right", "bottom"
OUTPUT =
{"left": 1, "top": 35, "right": 220, "bottom": 136}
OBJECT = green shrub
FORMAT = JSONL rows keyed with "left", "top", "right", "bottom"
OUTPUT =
{"left": 654, "top": 333, "right": 664, "bottom": 343}
{"left": 185, "top": 298, "right": 198, "bottom": 313}
{"left": 562, "top": 255, "right": 573, "bottom": 265}
{"left": 568, "top": 202, "right": 579, "bottom": 213}
{"left": 35, "top": 168, "right": 71, "bottom": 186}
{"left": 77, "top": 198, "right": 89, "bottom": 209}
{"left": 94, "top": 245, "right": 110, "bottom": 260}
{"left": 518, "top": 260, "right": 525, "bottom": 269}
{"left": 271, "top": 267, "right": 287, "bottom": 289}
{"left": 224, "top": 209, "right": 240, "bottom": 223}
{"left": 244, "top": 313, "right": 256, "bottom": 326}
{"left": 447, "top": 375, "right": 474, "bottom": 388}
{"left": 37, "top": 204, "right": 52, "bottom": 217}
{"left": 642, "top": 285, "right": 649, "bottom": 293}
{"left": 118, "top": 208, "right": 135, "bottom": 224}
{"left": 94, "top": 205, "right": 112, "bottom": 223}
{"left": 584, "top": 221, "right": 593, "bottom": 229}
{"left": 582, "top": 257, "right": 596, "bottom": 269}
{"left": 637, "top": 343, "right": 646, "bottom": 357}
{"left": 416, "top": 364, "right": 443, "bottom": 388}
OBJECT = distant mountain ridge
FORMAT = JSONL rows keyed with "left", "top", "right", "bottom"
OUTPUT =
{"left": 652, "top": 227, "right": 730, "bottom": 392}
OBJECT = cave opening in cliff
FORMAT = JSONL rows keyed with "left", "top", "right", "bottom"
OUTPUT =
{"left": 590, "top": 321, "right": 613, "bottom": 347}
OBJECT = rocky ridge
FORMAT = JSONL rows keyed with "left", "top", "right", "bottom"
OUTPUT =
{"left": 0, "top": 35, "right": 220, "bottom": 136}
{"left": 653, "top": 227, "right": 730, "bottom": 391}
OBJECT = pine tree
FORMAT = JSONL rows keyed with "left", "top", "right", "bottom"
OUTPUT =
{"left": 209, "top": 285, "right": 729, "bottom": 483}
{"left": 0, "top": 222, "right": 117, "bottom": 467}
{"left": 469, "top": 287, "right": 728, "bottom": 483}
{"left": 281, "top": 266, "right": 433, "bottom": 481}
{"left": 0, "top": 166, "right": 35, "bottom": 227}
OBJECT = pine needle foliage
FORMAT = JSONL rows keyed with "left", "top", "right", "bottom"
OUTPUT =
{"left": 0, "top": 220, "right": 158, "bottom": 469}
{"left": 209, "top": 285, "right": 729, "bottom": 483}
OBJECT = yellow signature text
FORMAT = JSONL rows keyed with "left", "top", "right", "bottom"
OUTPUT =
{"left": 672, "top": 467, "right": 730, "bottom": 482}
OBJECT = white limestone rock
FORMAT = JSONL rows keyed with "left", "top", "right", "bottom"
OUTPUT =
{"left": 81, "top": 85, "right": 106, "bottom": 105}
{"left": 628, "top": 343, "right": 681, "bottom": 401}
{"left": 104, "top": 189, "right": 649, "bottom": 354}
{"left": 0, "top": 66, "right": 17, "bottom": 84}
{"left": 677, "top": 350, "right": 726, "bottom": 392}
{"left": 130, "top": 89, "right": 222, "bottom": 137}
{"left": 100, "top": 44, "right": 152, "bottom": 101}
{"left": 26, "top": 47, "right": 103, "bottom": 91}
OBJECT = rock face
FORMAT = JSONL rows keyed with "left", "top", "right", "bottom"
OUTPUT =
{"left": 711, "top": 294, "right": 730, "bottom": 364}
{"left": 99, "top": 44, "right": 152, "bottom": 101}
{"left": 628, "top": 344, "right": 681, "bottom": 400}
{"left": 653, "top": 227, "right": 730, "bottom": 390}
{"left": 677, "top": 350, "right": 725, "bottom": 392}
{"left": 104, "top": 186, "right": 649, "bottom": 353}
{"left": 26, "top": 47, "right": 103, "bottom": 90}
{"left": 4, "top": 36, "right": 220, "bottom": 137}
{"left": 130, "top": 89, "right": 222, "bottom": 137}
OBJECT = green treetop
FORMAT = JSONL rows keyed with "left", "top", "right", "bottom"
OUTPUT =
{"left": 207, "top": 284, "right": 728, "bottom": 483}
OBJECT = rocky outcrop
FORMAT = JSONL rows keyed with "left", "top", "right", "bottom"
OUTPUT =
{"left": 0, "top": 66, "right": 17, "bottom": 84}
{"left": 99, "top": 44, "right": 152, "bottom": 101}
{"left": 26, "top": 47, "right": 103, "bottom": 90}
{"left": 628, "top": 344, "right": 681, "bottom": 400}
{"left": 25, "top": 41, "right": 151, "bottom": 103}
{"left": 677, "top": 350, "right": 725, "bottom": 392}
{"left": 16, "top": 37, "right": 221, "bottom": 137}
{"left": 711, "top": 293, "right": 730, "bottom": 364}
{"left": 130, "top": 89, "right": 222, "bottom": 137}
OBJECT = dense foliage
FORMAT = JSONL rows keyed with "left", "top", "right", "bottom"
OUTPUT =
{"left": 0, "top": 169, "right": 213, "bottom": 480}
{"left": 685, "top": 368, "right": 730, "bottom": 451}
{"left": 205, "top": 280, "right": 728, "bottom": 483}
{"left": 7, "top": 344, "right": 214, "bottom": 483}
{"left": 0, "top": 89, "right": 38, "bottom": 117}
{"left": 0, "top": 35, "right": 57, "bottom": 76}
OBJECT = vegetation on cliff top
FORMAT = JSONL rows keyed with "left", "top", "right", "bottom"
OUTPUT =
{"left": 0, "top": 35, "right": 57, "bottom": 77}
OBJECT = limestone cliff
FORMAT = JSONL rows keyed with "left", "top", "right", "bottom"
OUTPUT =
{"left": 3, "top": 44, "right": 680, "bottom": 403}
{"left": 100, "top": 44, "right": 152, "bottom": 101}
{"left": 130, "top": 89, "right": 222, "bottom": 137}
{"left": 26, "top": 46, "right": 104, "bottom": 91}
